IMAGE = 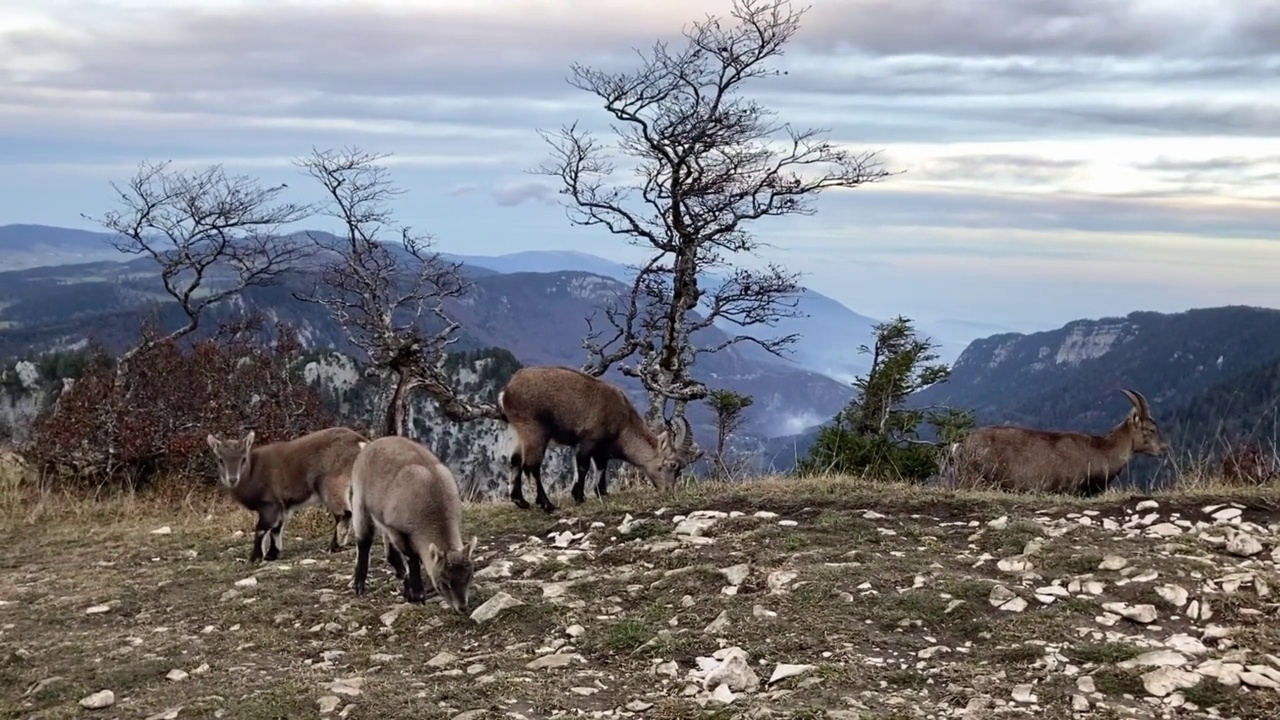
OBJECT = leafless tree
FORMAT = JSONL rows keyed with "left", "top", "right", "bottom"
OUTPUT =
{"left": 84, "top": 160, "right": 314, "bottom": 375}
{"left": 538, "top": 0, "right": 891, "bottom": 423}
{"left": 291, "top": 147, "right": 501, "bottom": 436}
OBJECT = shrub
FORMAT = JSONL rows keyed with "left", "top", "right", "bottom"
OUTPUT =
{"left": 24, "top": 318, "right": 335, "bottom": 488}
{"left": 797, "top": 425, "right": 940, "bottom": 481}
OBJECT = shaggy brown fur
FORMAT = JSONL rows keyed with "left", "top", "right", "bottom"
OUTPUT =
{"left": 496, "top": 365, "right": 696, "bottom": 513}
{"left": 947, "top": 388, "right": 1169, "bottom": 496}
{"left": 348, "top": 435, "right": 477, "bottom": 610}
{"left": 205, "top": 426, "right": 366, "bottom": 562}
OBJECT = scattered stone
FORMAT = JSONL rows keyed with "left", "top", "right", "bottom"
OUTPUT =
{"left": 988, "top": 584, "right": 1028, "bottom": 612}
{"left": 766, "top": 571, "right": 797, "bottom": 594}
{"left": 1141, "top": 667, "right": 1201, "bottom": 697}
{"left": 84, "top": 605, "right": 110, "bottom": 615}
{"left": 1147, "top": 523, "right": 1183, "bottom": 537}
{"left": 328, "top": 678, "right": 363, "bottom": 697}
{"left": 150, "top": 526, "right": 172, "bottom": 535}
{"left": 166, "top": 669, "right": 189, "bottom": 682}
{"left": 526, "top": 653, "right": 584, "bottom": 670}
{"left": 566, "top": 624, "right": 585, "bottom": 638}
{"left": 1101, "top": 602, "right": 1158, "bottom": 624}
{"left": 380, "top": 606, "right": 403, "bottom": 627}
{"left": 1099, "top": 554, "right": 1128, "bottom": 570}
{"left": 700, "top": 646, "right": 760, "bottom": 693}
{"left": 997, "top": 556, "right": 1033, "bottom": 573}
{"left": 79, "top": 690, "right": 115, "bottom": 709}
{"left": 475, "top": 559, "right": 513, "bottom": 579}
{"left": 768, "top": 663, "right": 816, "bottom": 685}
{"left": 1011, "top": 684, "right": 1037, "bottom": 704}
{"left": 1118, "top": 650, "right": 1188, "bottom": 669}
{"left": 470, "top": 592, "right": 523, "bottom": 623}
{"left": 1165, "top": 634, "right": 1208, "bottom": 655}
{"left": 1212, "top": 507, "right": 1242, "bottom": 522}
{"left": 234, "top": 577, "right": 258, "bottom": 588}
{"left": 1226, "top": 533, "right": 1264, "bottom": 557}
{"left": 427, "top": 651, "right": 458, "bottom": 667}
{"left": 704, "top": 610, "right": 730, "bottom": 634}
{"left": 318, "top": 696, "right": 342, "bottom": 714}
{"left": 720, "top": 564, "right": 750, "bottom": 586}
{"left": 1156, "top": 584, "right": 1189, "bottom": 607}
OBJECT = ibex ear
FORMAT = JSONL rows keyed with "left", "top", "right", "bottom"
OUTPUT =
{"left": 242, "top": 430, "right": 256, "bottom": 450}
{"left": 466, "top": 535, "right": 478, "bottom": 559}
{"left": 206, "top": 434, "right": 220, "bottom": 451}
{"left": 428, "top": 542, "right": 443, "bottom": 566}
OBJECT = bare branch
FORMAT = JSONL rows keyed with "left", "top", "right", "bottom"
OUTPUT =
{"left": 539, "top": 0, "right": 893, "bottom": 419}
{"left": 290, "top": 146, "right": 498, "bottom": 431}
{"left": 82, "top": 160, "right": 314, "bottom": 363}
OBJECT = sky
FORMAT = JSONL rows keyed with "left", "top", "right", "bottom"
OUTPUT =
{"left": 1, "top": 0, "right": 1279, "bottom": 336}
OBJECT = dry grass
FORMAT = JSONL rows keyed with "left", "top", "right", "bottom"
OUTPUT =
{"left": 2, "top": 460, "right": 1280, "bottom": 719}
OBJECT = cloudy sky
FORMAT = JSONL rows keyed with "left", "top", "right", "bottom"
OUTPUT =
{"left": 1, "top": 0, "right": 1278, "bottom": 337}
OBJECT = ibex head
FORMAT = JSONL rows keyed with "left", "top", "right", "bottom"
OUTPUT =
{"left": 1119, "top": 389, "right": 1168, "bottom": 457}
{"left": 206, "top": 430, "right": 255, "bottom": 488}
{"left": 647, "top": 415, "right": 699, "bottom": 489}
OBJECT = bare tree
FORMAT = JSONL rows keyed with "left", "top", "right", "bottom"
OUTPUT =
{"left": 84, "top": 160, "right": 314, "bottom": 375}
{"left": 291, "top": 147, "right": 500, "bottom": 435}
{"left": 538, "top": 0, "right": 891, "bottom": 424}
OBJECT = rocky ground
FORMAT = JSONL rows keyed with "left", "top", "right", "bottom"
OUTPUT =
{"left": 2, "top": 476, "right": 1280, "bottom": 719}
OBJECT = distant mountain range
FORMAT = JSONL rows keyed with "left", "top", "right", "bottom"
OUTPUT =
{"left": 9, "top": 223, "right": 1275, "bottom": 487}
{"left": 0, "top": 224, "right": 883, "bottom": 450}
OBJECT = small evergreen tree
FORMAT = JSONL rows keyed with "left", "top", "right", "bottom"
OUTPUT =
{"left": 798, "top": 316, "right": 974, "bottom": 480}
{"left": 705, "top": 389, "right": 754, "bottom": 475}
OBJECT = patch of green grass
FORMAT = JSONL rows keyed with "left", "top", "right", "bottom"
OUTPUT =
{"left": 1039, "top": 549, "right": 1106, "bottom": 576}
{"left": 782, "top": 533, "right": 808, "bottom": 552}
{"left": 975, "top": 519, "right": 1046, "bottom": 556}
{"left": 883, "top": 668, "right": 928, "bottom": 688}
{"left": 989, "top": 644, "right": 1045, "bottom": 665}
{"left": 601, "top": 617, "right": 654, "bottom": 653}
{"left": 1090, "top": 666, "right": 1147, "bottom": 697}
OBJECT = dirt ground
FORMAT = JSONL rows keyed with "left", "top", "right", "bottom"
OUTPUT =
{"left": 2, "top": 475, "right": 1280, "bottom": 719}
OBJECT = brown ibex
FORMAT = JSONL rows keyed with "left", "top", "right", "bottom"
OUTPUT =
{"left": 348, "top": 435, "right": 477, "bottom": 610}
{"left": 206, "top": 426, "right": 366, "bottom": 562}
{"left": 947, "top": 388, "right": 1169, "bottom": 496}
{"left": 495, "top": 365, "right": 697, "bottom": 513}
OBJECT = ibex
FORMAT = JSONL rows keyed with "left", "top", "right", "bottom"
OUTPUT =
{"left": 349, "top": 435, "right": 478, "bottom": 610}
{"left": 947, "top": 388, "right": 1169, "bottom": 496}
{"left": 495, "top": 365, "right": 697, "bottom": 513}
{"left": 205, "top": 426, "right": 366, "bottom": 562}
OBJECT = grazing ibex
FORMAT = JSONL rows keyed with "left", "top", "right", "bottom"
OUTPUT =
{"left": 495, "top": 365, "right": 697, "bottom": 513}
{"left": 948, "top": 388, "right": 1169, "bottom": 496}
{"left": 205, "top": 426, "right": 366, "bottom": 562}
{"left": 348, "top": 435, "right": 478, "bottom": 610}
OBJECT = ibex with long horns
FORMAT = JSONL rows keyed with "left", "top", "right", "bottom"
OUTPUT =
{"left": 947, "top": 388, "right": 1169, "bottom": 496}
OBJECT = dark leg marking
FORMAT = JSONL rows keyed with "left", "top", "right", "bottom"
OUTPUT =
{"left": 401, "top": 538, "right": 427, "bottom": 604}
{"left": 386, "top": 540, "right": 407, "bottom": 579}
{"left": 508, "top": 449, "right": 530, "bottom": 510}
{"left": 592, "top": 449, "right": 612, "bottom": 499}
{"left": 528, "top": 462, "right": 556, "bottom": 514}
{"left": 353, "top": 533, "right": 374, "bottom": 596}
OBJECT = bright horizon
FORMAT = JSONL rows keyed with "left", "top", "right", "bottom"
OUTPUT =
{"left": 2, "top": 0, "right": 1278, "bottom": 335}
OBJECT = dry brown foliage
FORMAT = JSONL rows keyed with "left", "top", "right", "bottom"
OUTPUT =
{"left": 24, "top": 316, "right": 336, "bottom": 488}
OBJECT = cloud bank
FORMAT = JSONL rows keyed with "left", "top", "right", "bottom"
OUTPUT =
{"left": 1, "top": 0, "right": 1277, "bottom": 333}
